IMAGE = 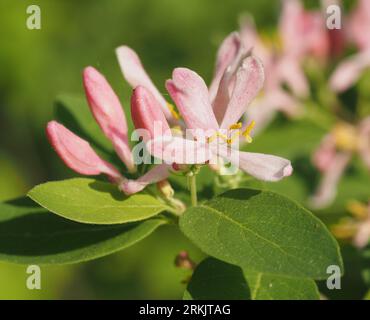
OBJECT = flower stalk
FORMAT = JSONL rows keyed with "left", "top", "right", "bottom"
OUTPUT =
{"left": 189, "top": 173, "right": 198, "bottom": 207}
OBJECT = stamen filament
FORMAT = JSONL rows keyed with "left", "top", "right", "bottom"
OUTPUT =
{"left": 167, "top": 102, "right": 180, "bottom": 120}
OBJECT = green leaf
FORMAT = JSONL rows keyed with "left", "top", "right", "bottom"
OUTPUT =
{"left": 28, "top": 178, "right": 169, "bottom": 224}
{"left": 180, "top": 188, "right": 343, "bottom": 279}
{"left": 244, "top": 270, "right": 319, "bottom": 300}
{"left": 184, "top": 258, "right": 319, "bottom": 300}
{"left": 184, "top": 258, "right": 250, "bottom": 300}
{"left": 0, "top": 197, "right": 166, "bottom": 264}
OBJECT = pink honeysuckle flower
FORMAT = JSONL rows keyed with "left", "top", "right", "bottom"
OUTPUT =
{"left": 115, "top": 45, "right": 180, "bottom": 125}
{"left": 332, "top": 201, "right": 370, "bottom": 248}
{"left": 120, "top": 85, "right": 215, "bottom": 195}
{"left": 354, "top": 205, "right": 370, "bottom": 248}
{"left": 119, "top": 86, "right": 176, "bottom": 194}
{"left": 146, "top": 62, "right": 293, "bottom": 182}
{"left": 330, "top": 0, "right": 370, "bottom": 92}
{"left": 83, "top": 66, "right": 135, "bottom": 173}
{"left": 47, "top": 66, "right": 172, "bottom": 196}
{"left": 238, "top": 27, "right": 305, "bottom": 133}
{"left": 46, "top": 121, "right": 124, "bottom": 183}
{"left": 310, "top": 117, "right": 370, "bottom": 208}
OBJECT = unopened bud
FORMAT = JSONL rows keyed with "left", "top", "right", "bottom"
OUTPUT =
{"left": 174, "top": 251, "right": 196, "bottom": 270}
{"left": 157, "top": 180, "right": 174, "bottom": 198}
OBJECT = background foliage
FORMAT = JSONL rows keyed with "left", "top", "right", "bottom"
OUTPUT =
{"left": 0, "top": 0, "right": 366, "bottom": 299}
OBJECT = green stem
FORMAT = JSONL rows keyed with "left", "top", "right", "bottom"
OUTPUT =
{"left": 189, "top": 174, "right": 197, "bottom": 207}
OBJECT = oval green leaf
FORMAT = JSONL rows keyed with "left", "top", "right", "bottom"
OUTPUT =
{"left": 184, "top": 258, "right": 319, "bottom": 300}
{"left": 0, "top": 197, "right": 167, "bottom": 264}
{"left": 180, "top": 188, "right": 343, "bottom": 279}
{"left": 28, "top": 178, "right": 169, "bottom": 224}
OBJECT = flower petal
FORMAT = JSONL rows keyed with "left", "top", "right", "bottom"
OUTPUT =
{"left": 216, "top": 145, "right": 292, "bottom": 181}
{"left": 209, "top": 32, "right": 242, "bottom": 101}
{"left": 220, "top": 55, "right": 264, "bottom": 129}
{"left": 115, "top": 45, "right": 173, "bottom": 121}
{"left": 330, "top": 50, "right": 370, "bottom": 92}
{"left": 277, "top": 57, "right": 309, "bottom": 98}
{"left": 349, "top": 0, "right": 370, "bottom": 51}
{"left": 147, "top": 136, "right": 212, "bottom": 164}
{"left": 131, "top": 86, "right": 171, "bottom": 140}
{"left": 309, "top": 152, "right": 352, "bottom": 209}
{"left": 83, "top": 66, "right": 135, "bottom": 172}
{"left": 359, "top": 116, "right": 370, "bottom": 169}
{"left": 119, "top": 164, "right": 170, "bottom": 195}
{"left": 46, "top": 121, "right": 123, "bottom": 182}
{"left": 354, "top": 220, "right": 370, "bottom": 248}
{"left": 312, "top": 133, "right": 336, "bottom": 172}
{"left": 166, "top": 68, "right": 219, "bottom": 131}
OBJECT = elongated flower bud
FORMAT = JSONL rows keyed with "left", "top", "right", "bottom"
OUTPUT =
{"left": 46, "top": 121, "right": 123, "bottom": 182}
{"left": 131, "top": 86, "right": 171, "bottom": 141}
{"left": 83, "top": 66, "right": 136, "bottom": 172}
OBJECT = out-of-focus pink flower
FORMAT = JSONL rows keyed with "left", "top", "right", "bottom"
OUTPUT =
{"left": 115, "top": 45, "right": 180, "bottom": 125}
{"left": 330, "top": 0, "right": 370, "bottom": 92}
{"left": 280, "top": 0, "right": 328, "bottom": 60}
{"left": 332, "top": 201, "right": 370, "bottom": 248}
{"left": 348, "top": 0, "right": 370, "bottom": 51}
{"left": 311, "top": 118, "right": 370, "bottom": 208}
{"left": 234, "top": 0, "right": 333, "bottom": 132}
{"left": 155, "top": 63, "right": 293, "bottom": 182}
{"left": 237, "top": 27, "right": 304, "bottom": 132}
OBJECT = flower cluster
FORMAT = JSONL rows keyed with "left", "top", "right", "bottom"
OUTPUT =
{"left": 47, "top": 39, "right": 293, "bottom": 200}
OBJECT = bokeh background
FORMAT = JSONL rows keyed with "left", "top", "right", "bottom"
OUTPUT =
{"left": 0, "top": 0, "right": 368, "bottom": 299}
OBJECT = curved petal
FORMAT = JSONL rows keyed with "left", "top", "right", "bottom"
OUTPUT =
{"left": 46, "top": 121, "right": 123, "bottom": 182}
{"left": 147, "top": 136, "right": 212, "bottom": 165}
{"left": 349, "top": 0, "right": 370, "bottom": 51}
{"left": 312, "top": 133, "right": 337, "bottom": 172}
{"left": 83, "top": 66, "right": 135, "bottom": 172}
{"left": 354, "top": 220, "right": 370, "bottom": 248}
{"left": 309, "top": 152, "right": 352, "bottom": 209}
{"left": 131, "top": 86, "right": 171, "bottom": 140}
{"left": 279, "top": 0, "right": 305, "bottom": 57}
{"left": 166, "top": 68, "right": 219, "bottom": 131}
{"left": 359, "top": 116, "right": 370, "bottom": 169}
{"left": 278, "top": 57, "right": 309, "bottom": 98}
{"left": 216, "top": 145, "right": 293, "bottom": 181}
{"left": 119, "top": 164, "right": 170, "bottom": 195}
{"left": 220, "top": 55, "right": 264, "bottom": 129}
{"left": 115, "top": 46, "right": 173, "bottom": 121}
{"left": 212, "top": 48, "right": 250, "bottom": 124}
{"left": 209, "top": 32, "right": 242, "bottom": 101}
{"left": 330, "top": 50, "right": 370, "bottom": 92}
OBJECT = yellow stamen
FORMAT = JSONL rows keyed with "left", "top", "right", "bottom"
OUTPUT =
{"left": 207, "top": 120, "right": 257, "bottom": 145}
{"left": 331, "top": 220, "right": 358, "bottom": 239}
{"left": 226, "top": 131, "right": 241, "bottom": 145}
{"left": 229, "top": 122, "right": 242, "bottom": 130}
{"left": 332, "top": 122, "right": 358, "bottom": 152}
{"left": 242, "top": 120, "right": 255, "bottom": 143}
{"left": 167, "top": 102, "right": 180, "bottom": 120}
{"left": 347, "top": 200, "right": 368, "bottom": 220}
{"left": 207, "top": 132, "right": 227, "bottom": 144}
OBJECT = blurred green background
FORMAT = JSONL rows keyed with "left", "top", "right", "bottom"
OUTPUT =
{"left": 0, "top": 0, "right": 281, "bottom": 300}
{"left": 1, "top": 0, "right": 367, "bottom": 300}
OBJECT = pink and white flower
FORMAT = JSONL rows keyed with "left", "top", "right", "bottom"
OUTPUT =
{"left": 116, "top": 45, "right": 180, "bottom": 125}
{"left": 47, "top": 66, "right": 171, "bottom": 196}
{"left": 330, "top": 0, "right": 370, "bottom": 92}
{"left": 310, "top": 117, "right": 370, "bottom": 208}
{"left": 145, "top": 58, "right": 293, "bottom": 182}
